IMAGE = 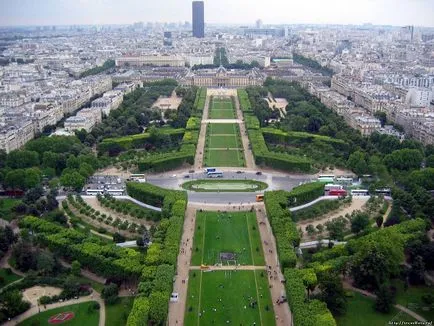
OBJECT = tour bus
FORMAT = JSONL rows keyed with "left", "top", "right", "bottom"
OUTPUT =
{"left": 328, "top": 189, "right": 347, "bottom": 197}
{"left": 130, "top": 174, "right": 146, "bottom": 183}
{"left": 335, "top": 176, "right": 353, "bottom": 184}
{"left": 375, "top": 188, "right": 392, "bottom": 196}
{"left": 204, "top": 167, "right": 217, "bottom": 174}
{"left": 256, "top": 194, "right": 264, "bottom": 202}
{"left": 207, "top": 171, "right": 223, "bottom": 178}
{"left": 324, "top": 184, "right": 344, "bottom": 191}
{"left": 86, "top": 188, "right": 104, "bottom": 196}
{"left": 351, "top": 189, "right": 369, "bottom": 196}
{"left": 318, "top": 175, "right": 335, "bottom": 183}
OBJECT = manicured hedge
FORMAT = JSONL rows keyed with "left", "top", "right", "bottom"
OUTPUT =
{"left": 284, "top": 269, "right": 336, "bottom": 326}
{"left": 248, "top": 129, "right": 312, "bottom": 172}
{"left": 262, "top": 127, "right": 349, "bottom": 152}
{"left": 237, "top": 89, "right": 252, "bottom": 113}
{"left": 264, "top": 191, "right": 298, "bottom": 268}
{"left": 126, "top": 296, "right": 150, "bottom": 326}
{"left": 193, "top": 87, "right": 207, "bottom": 111}
{"left": 186, "top": 117, "right": 201, "bottom": 130}
{"left": 287, "top": 182, "right": 325, "bottom": 207}
{"left": 126, "top": 183, "right": 187, "bottom": 325}
{"left": 244, "top": 115, "right": 260, "bottom": 130}
{"left": 137, "top": 152, "right": 194, "bottom": 172}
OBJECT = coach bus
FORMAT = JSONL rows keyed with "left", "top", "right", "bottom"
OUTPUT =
{"left": 204, "top": 167, "right": 217, "bottom": 174}
{"left": 129, "top": 174, "right": 146, "bottom": 183}
{"left": 207, "top": 171, "right": 223, "bottom": 178}
{"left": 324, "top": 184, "right": 344, "bottom": 191}
{"left": 335, "top": 176, "right": 353, "bottom": 184}
{"left": 375, "top": 188, "right": 392, "bottom": 196}
{"left": 351, "top": 189, "right": 369, "bottom": 196}
{"left": 318, "top": 175, "right": 335, "bottom": 183}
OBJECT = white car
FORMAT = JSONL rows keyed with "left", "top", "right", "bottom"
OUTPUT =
{"left": 172, "top": 174, "right": 177, "bottom": 178}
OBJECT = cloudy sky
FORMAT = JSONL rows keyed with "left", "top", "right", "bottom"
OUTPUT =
{"left": 1, "top": 0, "right": 433, "bottom": 27}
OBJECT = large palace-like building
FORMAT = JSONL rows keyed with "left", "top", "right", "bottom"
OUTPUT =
{"left": 181, "top": 66, "right": 265, "bottom": 88}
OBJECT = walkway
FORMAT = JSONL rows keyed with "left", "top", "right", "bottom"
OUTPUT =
{"left": 3, "top": 292, "right": 105, "bottom": 326}
{"left": 194, "top": 95, "right": 210, "bottom": 170}
{"left": 256, "top": 203, "right": 293, "bottom": 326}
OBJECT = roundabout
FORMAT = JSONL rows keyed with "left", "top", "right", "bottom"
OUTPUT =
{"left": 182, "top": 179, "right": 268, "bottom": 192}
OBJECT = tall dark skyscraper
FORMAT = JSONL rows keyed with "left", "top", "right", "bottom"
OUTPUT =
{"left": 192, "top": 1, "right": 204, "bottom": 38}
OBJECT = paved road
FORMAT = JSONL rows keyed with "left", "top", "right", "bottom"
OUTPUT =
{"left": 147, "top": 170, "right": 313, "bottom": 194}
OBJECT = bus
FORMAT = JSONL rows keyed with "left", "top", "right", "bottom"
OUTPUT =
{"left": 351, "top": 189, "right": 369, "bottom": 196}
{"left": 130, "top": 174, "right": 146, "bottom": 182}
{"left": 375, "top": 188, "right": 391, "bottom": 196}
{"left": 204, "top": 168, "right": 217, "bottom": 174}
{"left": 328, "top": 189, "right": 347, "bottom": 197}
{"left": 318, "top": 175, "right": 335, "bottom": 183}
{"left": 324, "top": 184, "right": 344, "bottom": 191}
{"left": 207, "top": 171, "right": 223, "bottom": 178}
{"left": 335, "top": 177, "right": 353, "bottom": 184}
{"left": 256, "top": 194, "right": 264, "bottom": 202}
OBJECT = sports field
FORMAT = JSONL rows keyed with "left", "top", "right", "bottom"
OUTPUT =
{"left": 184, "top": 270, "right": 275, "bottom": 326}
{"left": 204, "top": 123, "right": 245, "bottom": 167}
{"left": 209, "top": 97, "right": 236, "bottom": 119}
{"left": 191, "top": 211, "right": 265, "bottom": 266}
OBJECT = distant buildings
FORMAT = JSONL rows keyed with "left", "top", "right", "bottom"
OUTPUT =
{"left": 192, "top": 1, "right": 205, "bottom": 38}
{"left": 115, "top": 55, "right": 185, "bottom": 68}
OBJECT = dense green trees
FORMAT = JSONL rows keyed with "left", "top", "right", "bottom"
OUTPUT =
{"left": 317, "top": 271, "right": 347, "bottom": 315}
{"left": 293, "top": 53, "right": 333, "bottom": 76}
{"left": 383, "top": 149, "right": 424, "bottom": 171}
{"left": 0, "top": 289, "right": 31, "bottom": 323}
{"left": 80, "top": 59, "right": 115, "bottom": 78}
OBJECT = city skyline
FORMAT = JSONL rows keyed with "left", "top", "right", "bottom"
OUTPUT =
{"left": 1, "top": 0, "right": 434, "bottom": 28}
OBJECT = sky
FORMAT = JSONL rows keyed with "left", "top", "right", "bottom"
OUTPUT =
{"left": 0, "top": 0, "right": 433, "bottom": 27}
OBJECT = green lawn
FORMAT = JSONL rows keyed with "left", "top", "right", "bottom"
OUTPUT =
{"left": 208, "top": 123, "right": 238, "bottom": 135}
{"left": 19, "top": 301, "right": 100, "bottom": 326}
{"left": 0, "top": 268, "right": 22, "bottom": 288}
{"left": 182, "top": 180, "right": 268, "bottom": 192}
{"left": 205, "top": 123, "right": 245, "bottom": 167}
{"left": 209, "top": 98, "right": 236, "bottom": 119}
{"left": 184, "top": 270, "right": 275, "bottom": 326}
{"left": 208, "top": 135, "right": 240, "bottom": 148}
{"left": 105, "top": 297, "right": 134, "bottom": 326}
{"left": 205, "top": 149, "right": 245, "bottom": 167}
{"left": 0, "top": 198, "right": 22, "bottom": 221}
{"left": 191, "top": 211, "right": 264, "bottom": 266}
{"left": 392, "top": 280, "right": 434, "bottom": 322}
{"left": 335, "top": 292, "right": 416, "bottom": 326}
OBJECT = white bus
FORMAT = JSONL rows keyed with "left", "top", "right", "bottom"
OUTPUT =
{"left": 207, "top": 171, "right": 223, "bottom": 178}
{"left": 351, "top": 189, "right": 369, "bottom": 196}
{"left": 86, "top": 188, "right": 104, "bottom": 196}
{"left": 130, "top": 174, "right": 146, "bottom": 183}
{"left": 375, "top": 188, "right": 391, "bottom": 196}
{"left": 324, "top": 184, "right": 344, "bottom": 191}
{"left": 336, "top": 177, "right": 353, "bottom": 184}
{"left": 318, "top": 175, "right": 335, "bottom": 183}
